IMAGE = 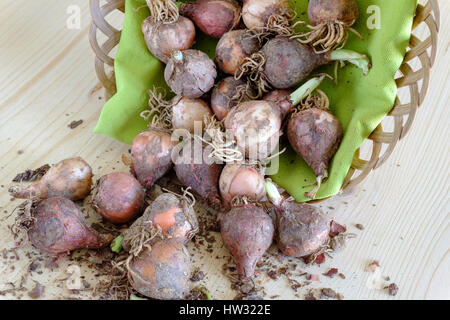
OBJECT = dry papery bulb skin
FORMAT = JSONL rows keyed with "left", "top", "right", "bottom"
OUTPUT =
{"left": 211, "top": 76, "right": 255, "bottom": 121}
{"left": 215, "top": 29, "right": 262, "bottom": 75}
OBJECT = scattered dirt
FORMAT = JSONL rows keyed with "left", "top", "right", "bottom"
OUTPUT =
{"left": 3, "top": 173, "right": 358, "bottom": 300}
{"left": 190, "top": 270, "right": 205, "bottom": 282}
{"left": 366, "top": 260, "right": 380, "bottom": 273}
{"left": 386, "top": 283, "right": 399, "bottom": 296}
{"left": 28, "top": 282, "right": 44, "bottom": 299}
{"left": 323, "top": 268, "right": 338, "bottom": 278}
{"left": 355, "top": 223, "right": 364, "bottom": 230}
{"left": 187, "top": 287, "right": 211, "bottom": 300}
{"left": 68, "top": 120, "right": 83, "bottom": 129}
{"left": 304, "top": 287, "right": 344, "bottom": 300}
{"left": 321, "top": 288, "right": 337, "bottom": 299}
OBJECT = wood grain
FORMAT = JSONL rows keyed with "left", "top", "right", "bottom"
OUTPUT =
{"left": 0, "top": 0, "right": 448, "bottom": 300}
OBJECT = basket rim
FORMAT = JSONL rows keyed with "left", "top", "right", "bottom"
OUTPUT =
{"left": 88, "top": 0, "right": 440, "bottom": 199}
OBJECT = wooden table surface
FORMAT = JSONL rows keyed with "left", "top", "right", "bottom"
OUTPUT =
{"left": 0, "top": 0, "right": 448, "bottom": 300}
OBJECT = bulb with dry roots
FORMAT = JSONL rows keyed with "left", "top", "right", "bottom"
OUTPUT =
{"left": 145, "top": 192, "right": 198, "bottom": 241}
{"left": 131, "top": 129, "right": 177, "bottom": 189}
{"left": 172, "top": 98, "right": 213, "bottom": 133}
{"left": 211, "top": 77, "right": 255, "bottom": 121}
{"left": 215, "top": 30, "right": 262, "bottom": 75}
{"left": 165, "top": 50, "right": 217, "bottom": 99}
{"left": 142, "top": 0, "right": 195, "bottom": 63}
{"left": 226, "top": 75, "right": 342, "bottom": 200}
{"left": 141, "top": 88, "right": 213, "bottom": 133}
{"left": 180, "top": 0, "right": 241, "bottom": 39}
{"left": 237, "top": 36, "right": 370, "bottom": 91}
{"left": 219, "top": 162, "right": 266, "bottom": 208}
{"left": 10, "top": 157, "right": 92, "bottom": 201}
{"left": 294, "top": 0, "right": 362, "bottom": 53}
{"left": 224, "top": 99, "right": 283, "bottom": 161}
{"left": 242, "top": 0, "right": 291, "bottom": 30}
{"left": 173, "top": 138, "right": 223, "bottom": 210}
{"left": 223, "top": 76, "right": 329, "bottom": 162}
{"left": 92, "top": 172, "right": 145, "bottom": 224}
{"left": 287, "top": 89, "right": 343, "bottom": 200}
{"left": 265, "top": 181, "right": 330, "bottom": 257}
{"left": 220, "top": 204, "right": 274, "bottom": 279}
{"left": 120, "top": 191, "right": 198, "bottom": 254}
{"left": 198, "top": 115, "right": 245, "bottom": 164}
{"left": 127, "top": 239, "right": 191, "bottom": 300}
{"left": 142, "top": 16, "right": 195, "bottom": 64}
{"left": 224, "top": 75, "right": 340, "bottom": 188}
{"left": 18, "top": 197, "right": 113, "bottom": 256}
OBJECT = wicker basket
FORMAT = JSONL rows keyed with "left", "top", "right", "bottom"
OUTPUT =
{"left": 89, "top": 0, "right": 440, "bottom": 196}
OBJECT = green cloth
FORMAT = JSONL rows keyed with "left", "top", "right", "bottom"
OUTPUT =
{"left": 94, "top": 0, "right": 417, "bottom": 202}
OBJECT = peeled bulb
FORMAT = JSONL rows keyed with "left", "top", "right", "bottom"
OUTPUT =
{"left": 172, "top": 97, "right": 213, "bottom": 133}
{"left": 219, "top": 163, "right": 265, "bottom": 206}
